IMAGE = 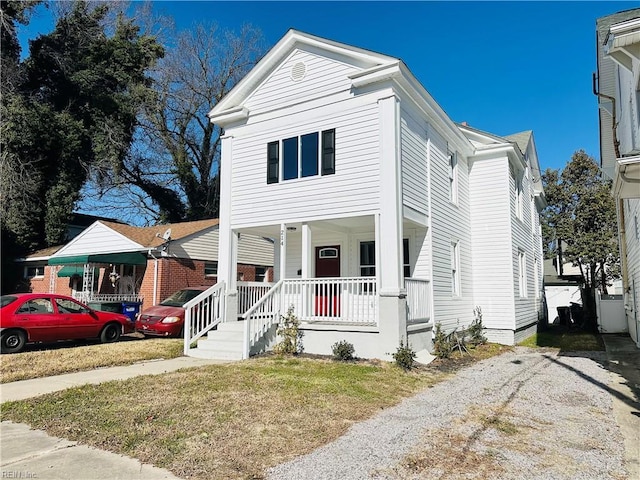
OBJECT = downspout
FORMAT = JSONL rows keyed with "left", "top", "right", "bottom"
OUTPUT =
{"left": 593, "top": 72, "right": 621, "bottom": 159}
{"left": 618, "top": 199, "right": 630, "bottom": 296}
{"left": 148, "top": 250, "right": 159, "bottom": 306}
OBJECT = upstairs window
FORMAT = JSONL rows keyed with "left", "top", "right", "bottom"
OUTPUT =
{"left": 449, "top": 150, "right": 458, "bottom": 204}
{"left": 267, "top": 128, "right": 335, "bottom": 183}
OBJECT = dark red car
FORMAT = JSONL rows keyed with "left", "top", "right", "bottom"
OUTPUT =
{"left": 0, "top": 293, "right": 134, "bottom": 354}
{"left": 135, "top": 286, "right": 209, "bottom": 337}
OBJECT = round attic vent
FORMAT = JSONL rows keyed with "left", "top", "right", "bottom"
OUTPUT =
{"left": 291, "top": 62, "right": 306, "bottom": 82}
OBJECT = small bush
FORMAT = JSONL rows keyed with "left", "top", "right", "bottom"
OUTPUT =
{"left": 392, "top": 342, "right": 416, "bottom": 370}
{"left": 331, "top": 340, "right": 355, "bottom": 361}
{"left": 433, "top": 322, "right": 451, "bottom": 359}
{"left": 468, "top": 306, "right": 487, "bottom": 346}
{"left": 274, "top": 306, "right": 303, "bottom": 355}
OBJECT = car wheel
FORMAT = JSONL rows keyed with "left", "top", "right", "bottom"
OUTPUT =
{"left": 100, "top": 323, "right": 121, "bottom": 343}
{"left": 1, "top": 330, "right": 26, "bottom": 354}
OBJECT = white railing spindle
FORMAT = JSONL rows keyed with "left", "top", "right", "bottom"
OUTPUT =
{"left": 183, "top": 282, "right": 225, "bottom": 355}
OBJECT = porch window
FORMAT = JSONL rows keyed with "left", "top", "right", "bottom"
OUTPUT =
{"left": 451, "top": 241, "right": 460, "bottom": 296}
{"left": 359, "top": 240, "right": 411, "bottom": 277}
{"left": 267, "top": 128, "right": 335, "bottom": 183}
{"left": 204, "top": 262, "right": 218, "bottom": 277}
{"left": 359, "top": 241, "right": 375, "bottom": 277}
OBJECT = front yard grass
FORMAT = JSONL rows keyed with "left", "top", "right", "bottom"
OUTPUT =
{"left": 0, "top": 336, "right": 183, "bottom": 383}
{"left": 1, "top": 344, "right": 509, "bottom": 480}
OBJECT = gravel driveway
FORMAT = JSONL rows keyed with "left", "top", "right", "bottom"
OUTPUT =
{"left": 267, "top": 347, "right": 629, "bottom": 480}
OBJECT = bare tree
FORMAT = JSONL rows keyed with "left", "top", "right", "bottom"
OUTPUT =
{"left": 85, "top": 20, "right": 265, "bottom": 223}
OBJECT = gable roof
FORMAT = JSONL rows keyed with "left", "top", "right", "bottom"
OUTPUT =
{"left": 504, "top": 130, "right": 533, "bottom": 157}
{"left": 208, "top": 29, "right": 474, "bottom": 156}
{"left": 99, "top": 219, "right": 219, "bottom": 249}
{"left": 208, "top": 29, "right": 397, "bottom": 120}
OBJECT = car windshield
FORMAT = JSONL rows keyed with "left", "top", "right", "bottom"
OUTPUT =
{"left": 1, "top": 296, "right": 18, "bottom": 308}
{"left": 160, "top": 289, "right": 203, "bottom": 307}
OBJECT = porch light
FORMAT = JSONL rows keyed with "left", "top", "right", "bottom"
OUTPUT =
{"left": 286, "top": 226, "right": 297, "bottom": 231}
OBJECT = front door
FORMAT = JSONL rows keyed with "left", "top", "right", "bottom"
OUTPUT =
{"left": 315, "top": 246, "right": 340, "bottom": 277}
{"left": 315, "top": 246, "right": 340, "bottom": 316}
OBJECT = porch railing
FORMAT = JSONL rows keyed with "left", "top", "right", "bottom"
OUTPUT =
{"left": 73, "top": 292, "right": 143, "bottom": 304}
{"left": 237, "top": 281, "right": 275, "bottom": 316}
{"left": 242, "top": 280, "right": 284, "bottom": 359}
{"left": 405, "top": 278, "right": 431, "bottom": 324}
{"left": 280, "top": 277, "right": 377, "bottom": 324}
{"left": 183, "top": 281, "right": 225, "bottom": 355}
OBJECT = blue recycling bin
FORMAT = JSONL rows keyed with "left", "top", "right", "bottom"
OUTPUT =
{"left": 121, "top": 302, "right": 142, "bottom": 321}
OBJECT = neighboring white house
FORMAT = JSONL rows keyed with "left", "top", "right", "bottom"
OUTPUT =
{"left": 186, "top": 30, "right": 545, "bottom": 361}
{"left": 596, "top": 9, "right": 640, "bottom": 347}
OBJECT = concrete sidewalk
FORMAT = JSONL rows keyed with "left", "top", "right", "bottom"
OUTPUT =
{"left": 600, "top": 334, "right": 640, "bottom": 480}
{"left": 1, "top": 356, "right": 226, "bottom": 480}
{"left": 1, "top": 356, "right": 227, "bottom": 402}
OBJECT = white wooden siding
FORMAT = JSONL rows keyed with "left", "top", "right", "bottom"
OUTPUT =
{"left": 53, "top": 222, "right": 141, "bottom": 257}
{"left": 509, "top": 163, "right": 539, "bottom": 331}
{"left": 624, "top": 198, "right": 640, "bottom": 334}
{"left": 468, "top": 155, "right": 515, "bottom": 329}
{"left": 245, "top": 49, "right": 357, "bottom": 115}
{"left": 230, "top": 102, "right": 381, "bottom": 227}
{"left": 427, "top": 124, "right": 474, "bottom": 331}
{"left": 400, "top": 105, "right": 429, "bottom": 216}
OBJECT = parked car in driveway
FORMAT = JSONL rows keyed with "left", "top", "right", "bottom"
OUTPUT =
{"left": 0, "top": 293, "right": 134, "bottom": 354}
{"left": 135, "top": 286, "right": 210, "bottom": 338}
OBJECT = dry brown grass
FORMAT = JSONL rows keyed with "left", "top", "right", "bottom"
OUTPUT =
{"left": 0, "top": 335, "right": 183, "bottom": 383}
{"left": 1, "top": 345, "right": 507, "bottom": 480}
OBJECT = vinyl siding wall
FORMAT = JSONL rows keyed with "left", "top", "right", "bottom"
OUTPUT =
{"left": 468, "top": 155, "right": 515, "bottom": 331}
{"left": 428, "top": 124, "right": 474, "bottom": 331}
{"left": 624, "top": 198, "right": 640, "bottom": 342}
{"left": 400, "top": 104, "right": 429, "bottom": 216}
{"left": 54, "top": 223, "right": 140, "bottom": 256}
{"left": 229, "top": 100, "right": 381, "bottom": 228}
{"left": 509, "top": 163, "right": 539, "bottom": 333}
{"left": 245, "top": 49, "right": 356, "bottom": 114}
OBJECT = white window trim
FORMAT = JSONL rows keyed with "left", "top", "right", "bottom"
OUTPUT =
{"left": 449, "top": 150, "right": 458, "bottom": 205}
{"left": 451, "top": 240, "right": 460, "bottom": 297}
{"left": 518, "top": 250, "right": 527, "bottom": 298}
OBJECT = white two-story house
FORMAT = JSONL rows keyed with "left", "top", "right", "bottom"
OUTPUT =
{"left": 596, "top": 9, "right": 640, "bottom": 347}
{"left": 184, "top": 30, "right": 545, "bottom": 361}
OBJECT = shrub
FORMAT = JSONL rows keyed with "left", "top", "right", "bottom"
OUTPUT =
{"left": 331, "top": 340, "right": 355, "bottom": 361}
{"left": 468, "top": 306, "right": 487, "bottom": 346}
{"left": 433, "top": 322, "right": 452, "bottom": 359}
{"left": 392, "top": 342, "right": 416, "bottom": 370}
{"left": 274, "top": 306, "right": 303, "bottom": 355}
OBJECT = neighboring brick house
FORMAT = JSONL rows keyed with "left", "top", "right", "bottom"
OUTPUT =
{"left": 20, "top": 219, "right": 274, "bottom": 312}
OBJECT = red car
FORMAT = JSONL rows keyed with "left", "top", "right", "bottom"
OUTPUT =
{"left": 0, "top": 293, "right": 134, "bottom": 354}
{"left": 136, "top": 286, "right": 209, "bottom": 337}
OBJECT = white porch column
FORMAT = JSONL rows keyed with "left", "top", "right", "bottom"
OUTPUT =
{"left": 218, "top": 134, "right": 238, "bottom": 322}
{"left": 301, "top": 222, "right": 312, "bottom": 318}
{"left": 279, "top": 223, "right": 287, "bottom": 280}
{"left": 301, "top": 223, "right": 312, "bottom": 278}
{"left": 377, "top": 94, "right": 407, "bottom": 355}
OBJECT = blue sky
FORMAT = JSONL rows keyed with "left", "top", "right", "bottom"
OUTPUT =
{"left": 18, "top": 1, "right": 639, "bottom": 172}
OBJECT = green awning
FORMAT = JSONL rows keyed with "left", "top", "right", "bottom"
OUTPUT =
{"left": 57, "top": 266, "right": 85, "bottom": 277}
{"left": 48, "top": 252, "right": 147, "bottom": 266}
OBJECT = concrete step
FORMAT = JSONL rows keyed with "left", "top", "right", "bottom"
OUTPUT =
{"left": 187, "top": 347, "right": 243, "bottom": 361}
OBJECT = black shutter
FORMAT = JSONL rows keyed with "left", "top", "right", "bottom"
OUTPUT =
{"left": 321, "top": 129, "right": 335, "bottom": 175}
{"left": 267, "top": 141, "right": 279, "bottom": 184}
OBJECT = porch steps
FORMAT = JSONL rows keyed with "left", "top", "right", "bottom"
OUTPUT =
{"left": 191, "top": 322, "right": 245, "bottom": 361}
